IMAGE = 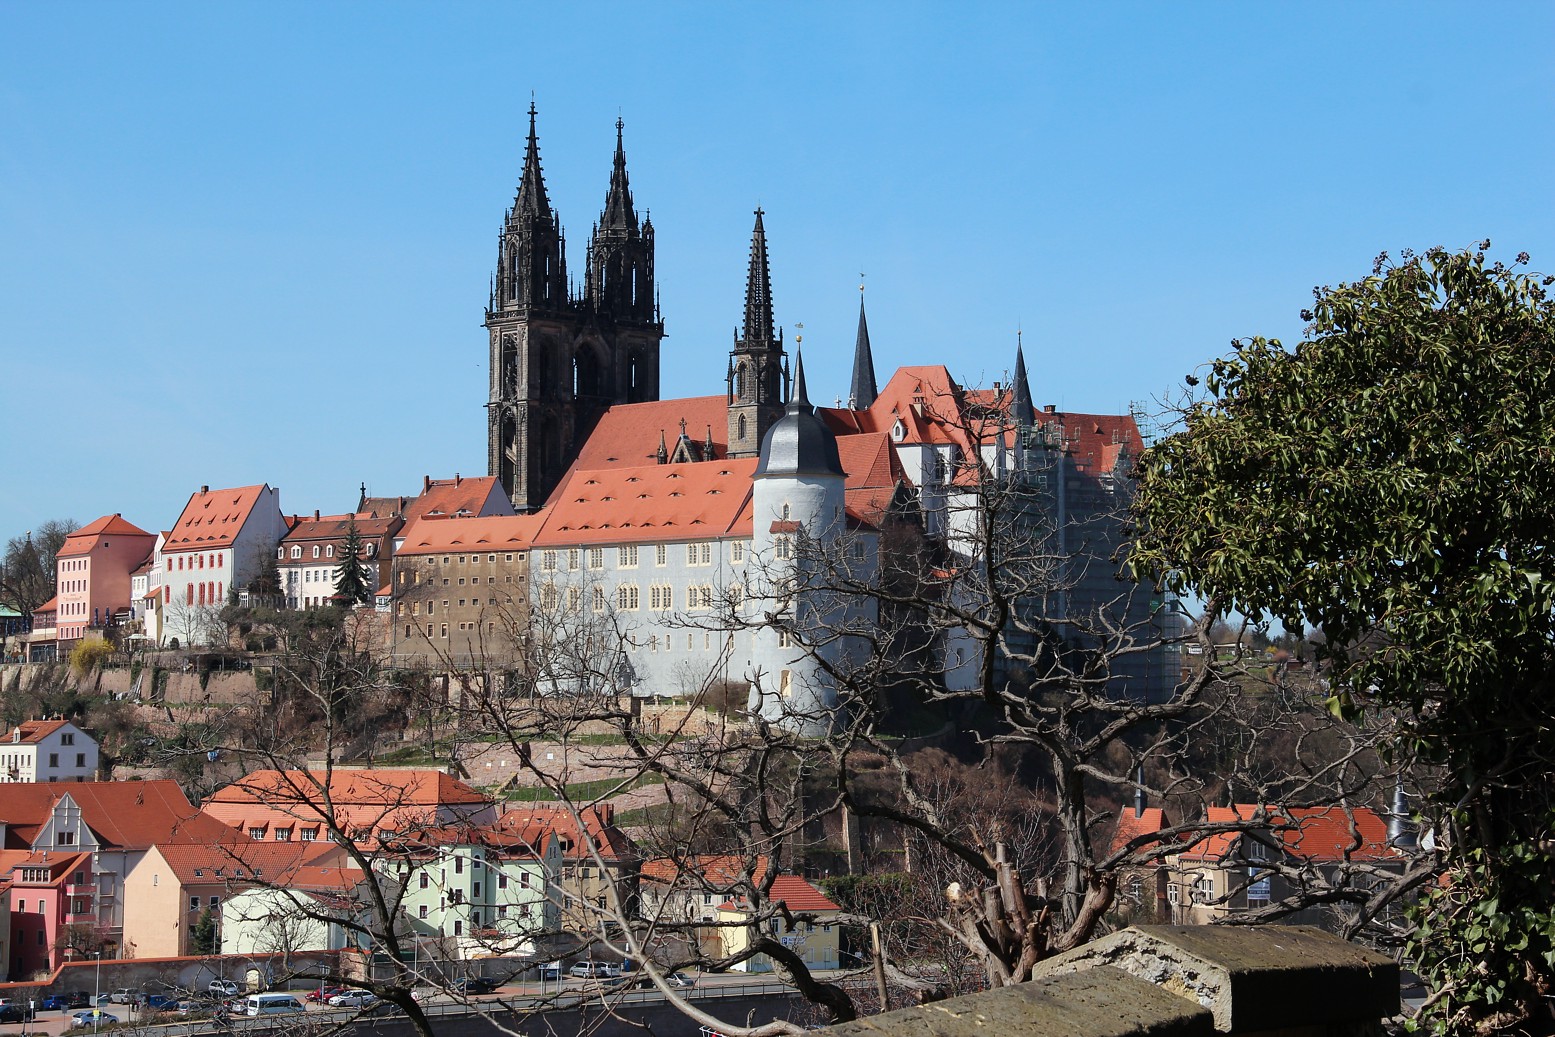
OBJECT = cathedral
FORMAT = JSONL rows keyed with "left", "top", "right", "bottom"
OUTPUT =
{"left": 469, "top": 110, "right": 1165, "bottom": 730}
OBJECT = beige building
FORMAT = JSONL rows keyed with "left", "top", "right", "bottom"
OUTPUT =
{"left": 388, "top": 515, "right": 540, "bottom": 670}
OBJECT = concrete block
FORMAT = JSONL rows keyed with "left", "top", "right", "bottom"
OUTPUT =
{"left": 1033, "top": 925, "right": 1398, "bottom": 1034}
{"left": 824, "top": 966, "right": 1214, "bottom": 1037}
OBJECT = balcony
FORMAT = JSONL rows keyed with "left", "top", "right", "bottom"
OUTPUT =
{"left": 65, "top": 884, "right": 94, "bottom": 897}
{"left": 64, "top": 910, "right": 95, "bottom": 924}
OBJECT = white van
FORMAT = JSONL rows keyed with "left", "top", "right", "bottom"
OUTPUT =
{"left": 243, "top": 994, "right": 305, "bottom": 1017}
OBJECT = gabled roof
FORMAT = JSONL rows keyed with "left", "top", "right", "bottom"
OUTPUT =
{"left": 152, "top": 841, "right": 349, "bottom": 886}
{"left": 279, "top": 513, "right": 399, "bottom": 547}
{"left": 565, "top": 396, "right": 731, "bottom": 476}
{"left": 163, "top": 484, "right": 272, "bottom": 553}
{"left": 9, "top": 850, "right": 91, "bottom": 880}
{"left": 1178, "top": 804, "right": 1395, "bottom": 864}
{"left": 534, "top": 460, "right": 758, "bottom": 547}
{"left": 396, "top": 514, "right": 544, "bottom": 556}
{"left": 494, "top": 803, "right": 634, "bottom": 863}
{"left": 0, "top": 780, "right": 237, "bottom": 851}
{"left": 57, "top": 515, "right": 155, "bottom": 557}
{"left": 640, "top": 854, "right": 770, "bottom": 888}
{"left": 720, "top": 874, "right": 840, "bottom": 914}
{"left": 1109, "top": 806, "right": 1169, "bottom": 857}
{"left": 408, "top": 476, "right": 513, "bottom": 521}
{"left": 4, "top": 719, "right": 74, "bottom": 745}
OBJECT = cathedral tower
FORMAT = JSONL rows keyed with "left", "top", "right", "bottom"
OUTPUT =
{"left": 486, "top": 108, "right": 664, "bottom": 512}
{"left": 726, "top": 209, "right": 788, "bottom": 458}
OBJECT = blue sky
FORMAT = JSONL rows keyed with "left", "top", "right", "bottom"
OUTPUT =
{"left": 3, "top": 2, "right": 1552, "bottom": 538}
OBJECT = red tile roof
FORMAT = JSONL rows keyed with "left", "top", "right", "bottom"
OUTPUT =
{"left": 640, "top": 854, "right": 770, "bottom": 888}
{"left": 495, "top": 803, "right": 634, "bottom": 863}
{"left": 535, "top": 460, "right": 758, "bottom": 547}
{"left": 163, "top": 484, "right": 271, "bottom": 554}
{"left": 57, "top": 515, "right": 155, "bottom": 557}
{"left": 721, "top": 874, "right": 841, "bottom": 914}
{"left": 567, "top": 396, "right": 732, "bottom": 476}
{"left": 396, "top": 514, "right": 544, "bottom": 555}
{"left": 1179, "top": 804, "right": 1395, "bottom": 864}
{"left": 1109, "top": 806, "right": 1169, "bottom": 856}
{"left": 0, "top": 780, "right": 237, "bottom": 851}
{"left": 5, "top": 720, "right": 71, "bottom": 745}
{"left": 407, "top": 476, "right": 512, "bottom": 521}
{"left": 207, "top": 769, "right": 491, "bottom": 808}
{"left": 279, "top": 513, "right": 399, "bottom": 547}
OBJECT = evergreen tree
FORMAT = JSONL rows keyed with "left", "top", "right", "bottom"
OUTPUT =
{"left": 191, "top": 907, "right": 218, "bottom": 955}
{"left": 332, "top": 521, "right": 372, "bottom": 607}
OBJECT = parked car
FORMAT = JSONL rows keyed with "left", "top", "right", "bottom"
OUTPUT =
{"left": 43, "top": 992, "right": 92, "bottom": 1011}
{"left": 665, "top": 971, "right": 696, "bottom": 989}
{"left": 328, "top": 991, "right": 380, "bottom": 1009}
{"left": 569, "top": 961, "right": 620, "bottom": 979}
{"left": 452, "top": 977, "right": 500, "bottom": 995}
{"left": 305, "top": 986, "right": 347, "bottom": 1003}
{"left": 141, "top": 994, "right": 181, "bottom": 1012}
{"left": 0, "top": 1004, "right": 36, "bottom": 1023}
{"left": 69, "top": 1010, "right": 119, "bottom": 1028}
{"left": 108, "top": 989, "right": 136, "bottom": 1005}
{"left": 208, "top": 980, "right": 240, "bottom": 997}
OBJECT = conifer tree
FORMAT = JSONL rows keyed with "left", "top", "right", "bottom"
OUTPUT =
{"left": 332, "top": 521, "right": 372, "bottom": 607}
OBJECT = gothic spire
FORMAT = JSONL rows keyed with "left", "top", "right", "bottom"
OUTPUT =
{"left": 790, "top": 348, "right": 811, "bottom": 413}
{"left": 849, "top": 291, "right": 878, "bottom": 409}
{"left": 514, "top": 103, "right": 551, "bottom": 219}
{"left": 743, "top": 208, "right": 775, "bottom": 344}
{"left": 599, "top": 117, "right": 637, "bottom": 232}
{"left": 1011, "top": 333, "right": 1035, "bottom": 427}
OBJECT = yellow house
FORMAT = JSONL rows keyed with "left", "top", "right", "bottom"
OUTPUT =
{"left": 713, "top": 876, "right": 841, "bottom": 973}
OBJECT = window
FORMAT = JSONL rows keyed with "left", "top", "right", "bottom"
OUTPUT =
{"left": 777, "top": 628, "right": 792, "bottom": 649}
{"left": 61, "top": 733, "right": 74, "bottom": 746}
{"left": 453, "top": 920, "right": 463, "bottom": 936}
{"left": 48, "top": 753, "right": 58, "bottom": 768}
{"left": 731, "top": 541, "right": 744, "bottom": 563}
{"left": 325, "top": 545, "right": 334, "bottom": 558}
{"left": 312, "top": 546, "right": 321, "bottom": 559}
{"left": 249, "top": 827, "right": 266, "bottom": 839}
{"left": 568, "top": 548, "right": 580, "bottom": 570}
{"left": 473, "top": 882, "right": 482, "bottom": 898}
{"left": 301, "top": 828, "right": 317, "bottom": 842}
{"left": 567, "top": 587, "right": 580, "bottom": 611}
{"left": 775, "top": 536, "right": 791, "bottom": 560}
{"left": 419, "top": 905, "right": 429, "bottom": 919}
{"left": 275, "top": 827, "right": 292, "bottom": 842}
{"left": 779, "top": 669, "right": 793, "bottom": 698}
{"left": 189, "top": 895, "right": 200, "bottom": 910}
{"left": 59, "top": 830, "right": 75, "bottom": 845}
{"left": 420, "top": 873, "right": 430, "bottom": 889}
{"left": 75, "top": 753, "right": 85, "bottom": 768}
{"left": 619, "top": 545, "right": 638, "bottom": 568}
{"left": 617, "top": 584, "right": 639, "bottom": 610}
{"left": 210, "top": 895, "right": 221, "bottom": 908}
{"left": 542, "top": 551, "right": 556, "bottom": 571}
{"left": 655, "top": 544, "right": 667, "bottom": 566}
{"left": 588, "top": 548, "right": 603, "bottom": 569}
{"left": 455, "top": 857, "right": 463, "bottom": 875}
{"left": 498, "top": 874, "right": 508, "bottom": 889}
{"left": 592, "top": 586, "right": 605, "bottom": 612}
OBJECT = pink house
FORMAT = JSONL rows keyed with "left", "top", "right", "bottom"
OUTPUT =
{"left": 3, "top": 849, "right": 95, "bottom": 977}
{"left": 54, "top": 515, "right": 156, "bottom": 644}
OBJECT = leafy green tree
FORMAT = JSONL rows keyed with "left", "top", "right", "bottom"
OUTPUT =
{"left": 332, "top": 521, "right": 372, "bottom": 607}
{"left": 1131, "top": 243, "right": 1555, "bottom": 1036}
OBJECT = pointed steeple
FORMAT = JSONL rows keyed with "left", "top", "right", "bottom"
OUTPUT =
{"left": 790, "top": 348, "right": 811, "bottom": 412}
{"left": 514, "top": 103, "right": 551, "bottom": 218}
{"left": 1011, "top": 333, "right": 1035, "bottom": 427}
{"left": 600, "top": 117, "right": 637, "bottom": 231}
{"left": 849, "top": 290, "right": 878, "bottom": 410}
{"left": 743, "top": 209, "right": 775, "bottom": 344}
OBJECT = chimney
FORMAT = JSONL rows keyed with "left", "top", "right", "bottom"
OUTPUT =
{"left": 314, "top": 510, "right": 320, "bottom": 521}
{"left": 1134, "top": 768, "right": 1146, "bottom": 819}
{"left": 455, "top": 473, "right": 462, "bottom": 486}
{"left": 424, "top": 475, "right": 432, "bottom": 491}
{"left": 200, "top": 485, "right": 209, "bottom": 494}
{"left": 1043, "top": 405, "right": 1056, "bottom": 414}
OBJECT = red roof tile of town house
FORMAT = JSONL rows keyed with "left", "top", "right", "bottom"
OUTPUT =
{"left": 207, "top": 769, "right": 491, "bottom": 808}
{"left": 495, "top": 803, "right": 635, "bottom": 862}
{"left": 566, "top": 396, "right": 732, "bottom": 475}
{"left": 1108, "top": 806, "right": 1170, "bottom": 857}
{"left": 406, "top": 474, "right": 513, "bottom": 521}
{"left": 395, "top": 514, "right": 544, "bottom": 556}
{"left": 721, "top": 874, "right": 841, "bottom": 914}
{"left": 280, "top": 512, "right": 399, "bottom": 546}
{"left": 1178, "top": 804, "right": 1396, "bottom": 864}
{"left": 0, "top": 780, "right": 240, "bottom": 851}
{"left": 6, "top": 719, "right": 71, "bottom": 744}
{"left": 153, "top": 842, "right": 355, "bottom": 885}
{"left": 534, "top": 459, "right": 758, "bottom": 547}
{"left": 640, "top": 854, "right": 770, "bottom": 888}
{"left": 56, "top": 514, "right": 155, "bottom": 556}
{"left": 162, "top": 484, "right": 271, "bottom": 552}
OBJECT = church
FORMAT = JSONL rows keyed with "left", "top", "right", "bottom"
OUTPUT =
{"left": 394, "top": 109, "right": 1161, "bottom": 733}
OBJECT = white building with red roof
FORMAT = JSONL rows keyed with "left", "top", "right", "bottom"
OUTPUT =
{"left": 0, "top": 719, "right": 98, "bottom": 784}
{"left": 276, "top": 510, "right": 402, "bottom": 610}
{"left": 156, "top": 484, "right": 287, "bottom": 645}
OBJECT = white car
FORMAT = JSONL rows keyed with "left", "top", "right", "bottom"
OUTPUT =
{"left": 328, "top": 991, "right": 381, "bottom": 1009}
{"left": 70, "top": 1010, "right": 119, "bottom": 1028}
{"left": 208, "top": 980, "right": 240, "bottom": 997}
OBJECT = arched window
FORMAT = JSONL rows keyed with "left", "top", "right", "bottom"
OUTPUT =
{"left": 736, "top": 363, "right": 749, "bottom": 399}
{"left": 325, "top": 545, "right": 334, "bottom": 559}
{"left": 738, "top": 414, "right": 747, "bottom": 440}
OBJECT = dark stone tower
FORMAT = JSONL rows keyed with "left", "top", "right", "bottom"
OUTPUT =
{"left": 486, "top": 107, "right": 664, "bottom": 511}
{"left": 726, "top": 209, "right": 788, "bottom": 459}
{"left": 849, "top": 290, "right": 878, "bottom": 410}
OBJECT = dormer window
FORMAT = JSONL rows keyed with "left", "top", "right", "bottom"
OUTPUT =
{"left": 312, "top": 546, "right": 321, "bottom": 559}
{"left": 325, "top": 545, "right": 334, "bottom": 558}
{"left": 290, "top": 546, "right": 302, "bottom": 559}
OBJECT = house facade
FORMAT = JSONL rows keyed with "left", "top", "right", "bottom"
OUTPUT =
{"left": 0, "top": 721, "right": 99, "bottom": 784}
{"left": 157, "top": 484, "right": 288, "bottom": 645}
{"left": 276, "top": 511, "right": 402, "bottom": 610}
{"left": 53, "top": 515, "right": 156, "bottom": 644}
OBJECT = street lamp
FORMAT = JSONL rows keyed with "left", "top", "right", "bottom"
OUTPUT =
{"left": 92, "top": 951, "right": 102, "bottom": 1035}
